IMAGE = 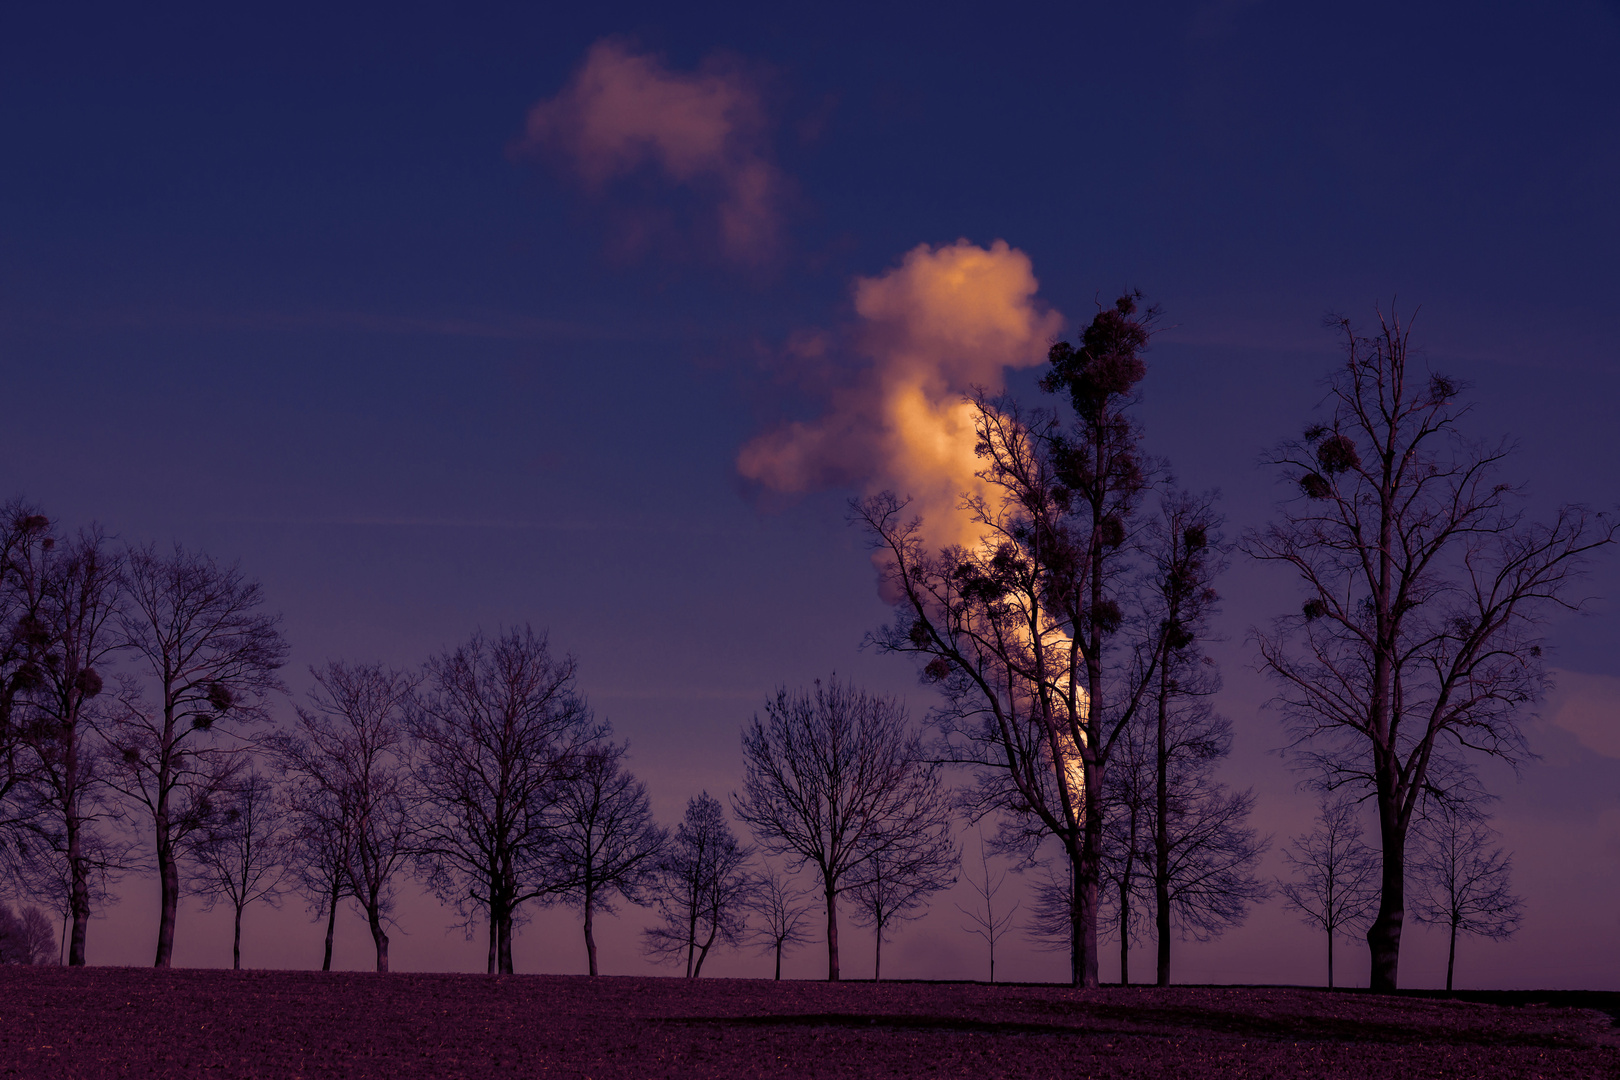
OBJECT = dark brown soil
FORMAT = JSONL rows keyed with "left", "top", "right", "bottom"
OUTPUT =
{"left": 0, "top": 967, "right": 1614, "bottom": 1078}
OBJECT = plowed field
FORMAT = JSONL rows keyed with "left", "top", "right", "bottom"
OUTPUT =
{"left": 1, "top": 967, "right": 1615, "bottom": 1078}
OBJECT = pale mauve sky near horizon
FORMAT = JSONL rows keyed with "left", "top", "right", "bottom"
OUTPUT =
{"left": 2, "top": 0, "right": 1618, "bottom": 988}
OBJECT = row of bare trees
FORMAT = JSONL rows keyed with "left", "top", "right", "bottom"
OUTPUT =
{"left": 0, "top": 493, "right": 1276, "bottom": 982}
{"left": 0, "top": 515, "right": 288, "bottom": 967}
{"left": 1279, "top": 792, "right": 1522, "bottom": 991}
{"left": 850, "top": 296, "right": 1608, "bottom": 991}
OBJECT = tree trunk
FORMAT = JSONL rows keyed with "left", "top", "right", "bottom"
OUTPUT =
{"left": 1327, "top": 929, "right": 1334, "bottom": 989}
{"left": 874, "top": 924, "right": 883, "bottom": 982}
{"left": 1366, "top": 792, "right": 1406, "bottom": 993}
{"left": 66, "top": 808, "right": 89, "bottom": 967}
{"left": 1067, "top": 842, "right": 1083, "bottom": 987}
{"left": 154, "top": 799, "right": 177, "bottom": 967}
{"left": 1155, "top": 671, "right": 1171, "bottom": 987}
{"left": 825, "top": 884, "right": 840, "bottom": 981}
{"left": 583, "top": 901, "right": 598, "bottom": 977}
{"left": 1446, "top": 920, "right": 1457, "bottom": 993}
{"left": 498, "top": 911, "right": 515, "bottom": 975}
{"left": 693, "top": 923, "right": 716, "bottom": 978}
{"left": 1118, "top": 874, "right": 1130, "bottom": 987}
{"left": 233, "top": 902, "right": 243, "bottom": 970}
{"left": 367, "top": 900, "right": 389, "bottom": 973}
{"left": 321, "top": 881, "right": 338, "bottom": 972}
{"left": 774, "top": 940, "right": 782, "bottom": 981}
{"left": 1078, "top": 781, "right": 1103, "bottom": 988}
{"left": 486, "top": 906, "right": 499, "bottom": 974}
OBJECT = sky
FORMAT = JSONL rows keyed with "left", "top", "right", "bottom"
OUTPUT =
{"left": 2, "top": 0, "right": 1618, "bottom": 989}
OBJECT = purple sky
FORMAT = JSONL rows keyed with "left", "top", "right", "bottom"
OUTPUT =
{"left": 2, "top": 1, "right": 1617, "bottom": 988}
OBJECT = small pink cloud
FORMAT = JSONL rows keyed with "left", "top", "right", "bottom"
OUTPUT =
{"left": 519, "top": 39, "right": 784, "bottom": 265}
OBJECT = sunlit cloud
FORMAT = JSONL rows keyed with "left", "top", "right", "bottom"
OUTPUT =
{"left": 518, "top": 39, "right": 783, "bottom": 265}
{"left": 1544, "top": 669, "right": 1620, "bottom": 759}
{"left": 738, "top": 238, "right": 1063, "bottom": 551}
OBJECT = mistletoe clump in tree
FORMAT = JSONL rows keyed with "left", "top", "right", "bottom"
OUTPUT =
{"left": 855, "top": 293, "right": 1224, "bottom": 988}
{"left": 1245, "top": 307, "right": 1614, "bottom": 991}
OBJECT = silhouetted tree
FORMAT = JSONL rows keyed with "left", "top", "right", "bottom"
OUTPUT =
{"left": 1278, "top": 795, "right": 1380, "bottom": 988}
{"left": 8, "top": 527, "right": 126, "bottom": 965}
{"left": 1245, "top": 307, "right": 1616, "bottom": 991}
{"left": 273, "top": 661, "right": 416, "bottom": 972}
{"left": 0, "top": 503, "right": 53, "bottom": 864}
{"left": 643, "top": 792, "right": 754, "bottom": 977}
{"left": 0, "top": 902, "right": 55, "bottom": 964}
{"left": 1408, "top": 802, "right": 1522, "bottom": 992}
{"left": 855, "top": 294, "right": 1192, "bottom": 987}
{"left": 279, "top": 778, "right": 352, "bottom": 971}
{"left": 106, "top": 542, "right": 288, "bottom": 968}
{"left": 1097, "top": 713, "right": 1149, "bottom": 985}
{"left": 188, "top": 769, "right": 287, "bottom": 970}
{"left": 409, "top": 626, "right": 603, "bottom": 974}
{"left": 956, "top": 832, "right": 1018, "bottom": 983}
{"left": 747, "top": 863, "right": 814, "bottom": 980}
{"left": 1138, "top": 494, "right": 1267, "bottom": 984}
{"left": 847, "top": 823, "right": 957, "bottom": 980}
{"left": 543, "top": 739, "right": 665, "bottom": 975}
{"left": 733, "top": 678, "right": 956, "bottom": 981}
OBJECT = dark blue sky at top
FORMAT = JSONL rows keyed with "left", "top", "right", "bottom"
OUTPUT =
{"left": 2, "top": 1, "right": 1618, "bottom": 985}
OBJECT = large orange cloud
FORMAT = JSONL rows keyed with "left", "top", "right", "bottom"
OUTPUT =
{"left": 519, "top": 40, "right": 782, "bottom": 264}
{"left": 738, "top": 239, "right": 1063, "bottom": 551}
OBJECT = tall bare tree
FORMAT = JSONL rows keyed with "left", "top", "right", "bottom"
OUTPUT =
{"left": 747, "top": 864, "right": 814, "bottom": 980}
{"left": 1408, "top": 802, "right": 1522, "bottom": 992}
{"left": 542, "top": 739, "right": 665, "bottom": 975}
{"left": 1140, "top": 494, "right": 1266, "bottom": 984}
{"left": 853, "top": 293, "right": 1183, "bottom": 987}
{"left": 956, "top": 832, "right": 1018, "bottom": 983}
{"left": 108, "top": 542, "right": 288, "bottom": 968}
{"left": 409, "top": 625, "right": 602, "bottom": 974}
{"left": 9, "top": 527, "right": 126, "bottom": 965}
{"left": 1278, "top": 795, "right": 1380, "bottom": 989}
{"left": 188, "top": 769, "right": 287, "bottom": 970}
{"left": 274, "top": 661, "right": 416, "bottom": 972}
{"left": 1245, "top": 307, "right": 1616, "bottom": 991}
{"left": 0, "top": 504, "right": 53, "bottom": 860}
{"left": 733, "top": 678, "right": 956, "bottom": 981}
{"left": 643, "top": 792, "right": 754, "bottom": 977}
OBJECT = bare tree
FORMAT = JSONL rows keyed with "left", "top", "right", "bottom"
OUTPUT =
{"left": 409, "top": 626, "right": 603, "bottom": 974}
{"left": 1278, "top": 795, "right": 1380, "bottom": 988}
{"left": 0, "top": 504, "right": 53, "bottom": 861}
{"left": 0, "top": 901, "right": 56, "bottom": 964}
{"left": 188, "top": 769, "right": 287, "bottom": 970}
{"left": 854, "top": 294, "right": 1189, "bottom": 987}
{"left": 643, "top": 792, "right": 754, "bottom": 977}
{"left": 107, "top": 542, "right": 288, "bottom": 968}
{"left": 1244, "top": 307, "right": 1616, "bottom": 990}
{"left": 733, "top": 678, "right": 956, "bottom": 981}
{"left": 747, "top": 864, "right": 814, "bottom": 980}
{"left": 278, "top": 778, "right": 353, "bottom": 971}
{"left": 542, "top": 739, "right": 665, "bottom": 975}
{"left": 1408, "top": 803, "right": 1522, "bottom": 992}
{"left": 1141, "top": 494, "right": 1267, "bottom": 983}
{"left": 273, "top": 661, "right": 416, "bottom": 972}
{"left": 1021, "top": 852, "right": 1076, "bottom": 956}
{"left": 847, "top": 823, "right": 957, "bottom": 981}
{"left": 1097, "top": 714, "right": 1149, "bottom": 985}
{"left": 956, "top": 832, "right": 1018, "bottom": 983}
{"left": 8, "top": 527, "right": 127, "bottom": 965}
